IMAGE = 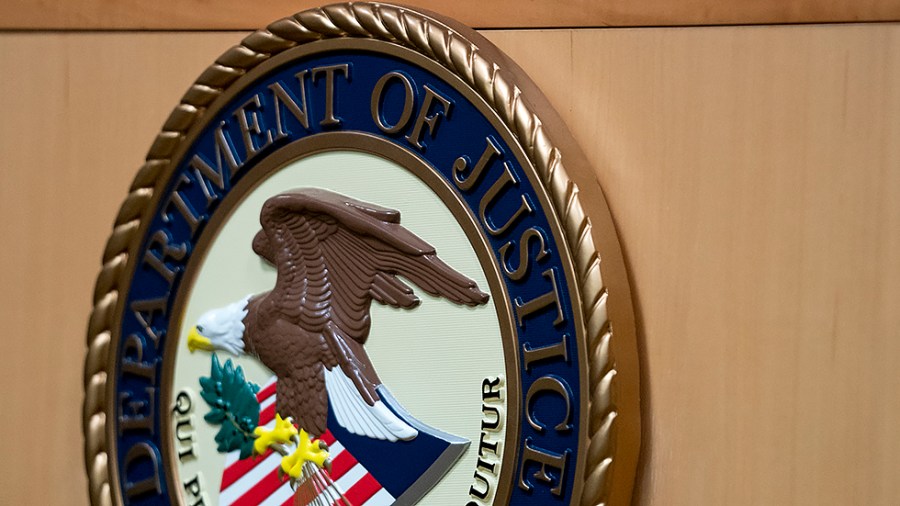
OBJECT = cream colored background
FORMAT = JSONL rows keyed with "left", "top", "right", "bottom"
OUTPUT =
{"left": 2, "top": 22, "right": 900, "bottom": 505}
{"left": 171, "top": 151, "right": 506, "bottom": 504}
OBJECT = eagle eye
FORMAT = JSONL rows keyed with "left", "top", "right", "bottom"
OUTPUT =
{"left": 196, "top": 325, "right": 205, "bottom": 333}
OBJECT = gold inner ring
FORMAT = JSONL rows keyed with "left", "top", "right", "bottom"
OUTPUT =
{"left": 162, "top": 132, "right": 521, "bottom": 505}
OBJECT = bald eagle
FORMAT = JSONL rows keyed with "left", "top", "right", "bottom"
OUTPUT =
{"left": 186, "top": 188, "right": 489, "bottom": 442}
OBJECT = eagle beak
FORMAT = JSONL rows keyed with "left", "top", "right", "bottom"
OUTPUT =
{"left": 187, "top": 326, "right": 214, "bottom": 353}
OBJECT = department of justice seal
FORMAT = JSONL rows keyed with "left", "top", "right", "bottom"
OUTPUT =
{"left": 83, "top": 3, "right": 641, "bottom": 505}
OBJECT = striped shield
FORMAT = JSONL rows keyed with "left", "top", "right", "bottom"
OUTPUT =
{"left": 218, "top": 377, "right": 468, "bottom": 506}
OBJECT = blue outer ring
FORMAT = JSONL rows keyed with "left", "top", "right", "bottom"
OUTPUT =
{"left": 114, "top": 47, "right": 582, "bottom": 505}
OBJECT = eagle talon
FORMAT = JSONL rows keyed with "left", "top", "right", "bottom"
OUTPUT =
{"left": 252, "top": 413, "right": 298, "bottom": 456}
{"left": 279, "top": 428, "right": 329, "bottom": 480}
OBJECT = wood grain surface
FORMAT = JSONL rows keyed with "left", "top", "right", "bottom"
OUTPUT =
{"left": 1, "top": 0, "right": 900, "bottom": 30}
{"left": 2, "top": 23, "right": 899, "bottom": 505}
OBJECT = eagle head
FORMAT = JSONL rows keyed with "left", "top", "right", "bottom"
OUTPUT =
{"left": 187, "top": 295, "right": 251, "bottom": 356}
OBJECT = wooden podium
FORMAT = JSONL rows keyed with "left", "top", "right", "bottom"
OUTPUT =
{"left": 1, "top": 2, "right": 899, "bottom": 504}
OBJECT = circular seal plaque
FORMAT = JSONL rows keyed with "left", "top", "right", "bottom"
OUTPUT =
{"left": 84, "top": 4, "right": 641, "bottom": 506}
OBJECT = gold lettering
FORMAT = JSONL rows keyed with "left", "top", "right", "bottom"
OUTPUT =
{"left": 453, "top": 137, "right": 501, "bottom": 191}
{"left": 518, "top": 440, "right": 569, "bottom": 497}
{"left": 123, "top": 442, "right": 162, "bottom": 500}
{"left": 188, "top": 122, "right": 241, "bottom": 206}
{"left": 119, "top": 388, "right": 155, "bottom": 435}
{"left": 371, "top": 71, "right": 415, "bottom": 134}
{"left": 525, "top": 376, "right": 572, "bottom": 433}
{"left": 499, "top": 227, "right": 549, "bottom": 281}
{"left": 234, "top": 93, "right": 274, "bottom": 160}
{"left": 161, "top": 175, "right": 201, "bottom": 235}
{"left": 479, "top": 162, "right": 534, "bottom": 236}
{"left": 268, "top": 71, "right": 310, "bottom": 137}
{"left": 143, "top": 230, "right": 186, "bottom": 285}
{"left": 514, "top": 268, "right": 565, "bottom": 327}
{"left": 131, "top": 296, "right": 167, "bottom": 346}
{"left": 311, "top": 63, "right": 350, "bottom": 127}
{"left": 406, "top": 84, "right": 451, "bottom": 149}
{"left": 121, "top": 334, "right": 157, "bottom": 382}
{"left": 522, "top": 334, "right": 568, "bottom": 371}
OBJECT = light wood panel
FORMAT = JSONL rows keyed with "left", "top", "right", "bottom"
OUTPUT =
{"left": 2, "top": 23, "right": 900, "bottom": 505}
{"left": 0, "top": 33, "right": 239, "bottom": 505}
{"left": 2, "top": 0, "right": 900, "bottom": 30}
{"left": 487, "top": 24, "right": 900, "bottom": 504}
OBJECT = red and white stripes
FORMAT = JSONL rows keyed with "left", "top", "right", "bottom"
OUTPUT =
{"left": 217, "top": 377, "right": 396, "bottom": 506}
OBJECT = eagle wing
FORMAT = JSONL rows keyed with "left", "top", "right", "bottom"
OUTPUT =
{"left": 254, "top": 188, "right": 489, "bottom": 439}
{"left": 256, "top": 188, "right": 489, "bottom": 344}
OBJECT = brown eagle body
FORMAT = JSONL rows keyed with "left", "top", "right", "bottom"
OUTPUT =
{"left": 240, "top": 189, "right": 489, "bottom": 437}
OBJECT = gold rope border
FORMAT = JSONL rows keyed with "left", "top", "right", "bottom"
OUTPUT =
{"left": 83, "top": 3, "right": 623, "bottom": 505}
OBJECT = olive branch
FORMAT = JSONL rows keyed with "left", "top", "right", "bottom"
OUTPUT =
{"left": 198, "top": 354, "right": 331, "bottom": 487}
{"left": 198, "top": 353, "right": 261, "bottom": 459}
